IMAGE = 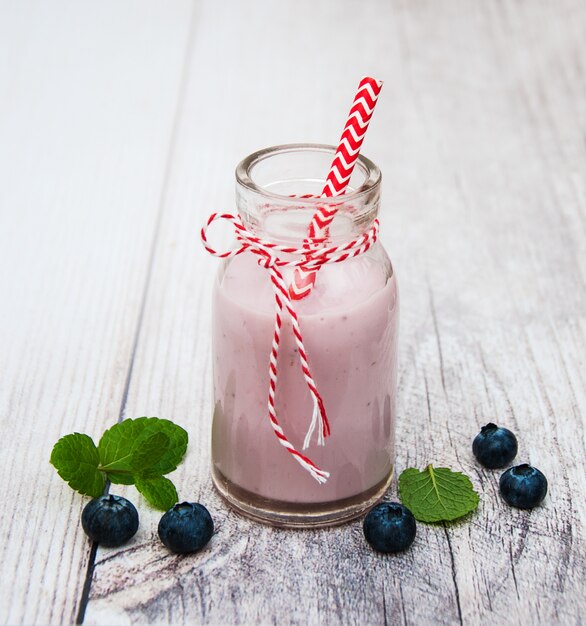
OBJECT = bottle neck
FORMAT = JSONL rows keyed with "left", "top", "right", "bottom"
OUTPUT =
{"left": 236, "top": 191, "right": 380, "bottom": 248}
{"left": 235, "top": 143, "right": 381, "bottom": 247}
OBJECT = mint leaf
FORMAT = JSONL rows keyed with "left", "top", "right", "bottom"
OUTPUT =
{"left": 399, "top": 465, "right": 480, "bottom": 523}
{"left": 130, "top": 432, "right": 170, "bottom": 473}
{"left": 108, "top": 472, "right": 135, "bottom": 486}
{"left": 50, "top": 434, "right": 105, "bottom": 498}
{"left": 98, "top": 417, "right": 187, "bottom": 477}
{"left": 135, "top": 475, "right": 178, "bottom": 511}
{"left": 50, "top": 417, "right": 188, "bottom": 505}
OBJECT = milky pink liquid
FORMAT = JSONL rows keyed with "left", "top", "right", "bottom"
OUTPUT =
{"left": 211, "top": 248, "right": 398, "bottom": 505}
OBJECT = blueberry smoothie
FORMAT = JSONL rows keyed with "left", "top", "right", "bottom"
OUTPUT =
{"left": 211, "top": 247, "right": 398, "bottom": 511}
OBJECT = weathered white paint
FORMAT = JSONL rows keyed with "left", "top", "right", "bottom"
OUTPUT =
{"left": 0, "top": 1, "right": 194, "bottom": 624}
{"left": 1, "top": 1, "right": 584, "bottom": 625}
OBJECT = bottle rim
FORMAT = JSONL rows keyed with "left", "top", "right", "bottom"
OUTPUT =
{"left": 235, "top": 143, "right": 381, "bottom": 204}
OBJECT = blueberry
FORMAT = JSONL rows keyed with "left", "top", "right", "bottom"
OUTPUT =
{"left": 363, "top": 502, "right": 416, "bottom": 553}
{"left": 472, "top": 423, "right": 518, "bottom": 469}
{"left": 81, "top": 494, "right": 139, "bottom": 547}
{"left": 158, "top": 502, "right": 214, "bottom": 554}
{"left": 499, "top": 464, "right": 548, "bottom": 509}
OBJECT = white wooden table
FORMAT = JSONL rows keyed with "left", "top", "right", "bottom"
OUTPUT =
{"left": 1, "top": 1, "right": 585, "bottom": 624}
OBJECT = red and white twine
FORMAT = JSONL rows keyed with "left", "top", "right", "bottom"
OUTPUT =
{"left": 201, "top": 212, "right": 379, "bottom": 483}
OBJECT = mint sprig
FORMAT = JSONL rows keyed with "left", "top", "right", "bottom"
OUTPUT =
{"left": 399, "top": 464, "right": 480, "bottom": 523}
{"left": 50, "top": 417, "right": 188, "bottom": 510}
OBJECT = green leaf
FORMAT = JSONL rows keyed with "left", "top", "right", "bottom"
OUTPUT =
{"left": 135, "top": 475, "right": 178, "bottom": 511}
{"left": 97, "top": 417, "right": 188, "bottom": 476}
{"left": 399, "top": 465, "right": 480, "bottom": 523}
{"left": 50, "top": 433, "right": 105, "bottom": 498}
{"left": 130, "top": 432, "right": 170, "bottom": 473}
{"left": 108, "top": 473, "right": 135, "bottom": 485}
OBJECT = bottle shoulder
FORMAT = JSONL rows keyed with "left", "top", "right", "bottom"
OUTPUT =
{"left": 215, "top": 242, "right": 396, "bottom": 317}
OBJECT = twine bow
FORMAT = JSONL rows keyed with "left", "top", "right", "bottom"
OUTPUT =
{"left": 201, "top": 212, "right": 379, "bottom": 483}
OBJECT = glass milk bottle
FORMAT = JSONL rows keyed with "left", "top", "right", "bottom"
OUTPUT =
{"left": 208, "top": 144, "right": 398, "bottom": 527}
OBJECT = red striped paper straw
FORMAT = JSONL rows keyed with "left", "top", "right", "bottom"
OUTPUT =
{"left": 289, "top": 76, "right": 383, "bottom": 300}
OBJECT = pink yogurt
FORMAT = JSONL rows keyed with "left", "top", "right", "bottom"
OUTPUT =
{"left": 211, "top": 247, "right": 398, "bottom": 505}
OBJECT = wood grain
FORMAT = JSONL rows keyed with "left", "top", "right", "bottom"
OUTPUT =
{"left": 1, "top": 0, "right": 585, "bottom": 624}
{"left": 0, "top": 1, "right": 193, "bottom": 624}
{"left": 85, "top": 0, "right": 586, "bottom": 625}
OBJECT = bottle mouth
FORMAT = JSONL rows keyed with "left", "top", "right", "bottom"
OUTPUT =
{"left": 236, "top": 143, "right": 381, "bottom": 204}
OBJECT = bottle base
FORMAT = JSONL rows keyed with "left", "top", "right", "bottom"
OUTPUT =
{"left": 211, "top": 466, "right": 394, "bottom": 528}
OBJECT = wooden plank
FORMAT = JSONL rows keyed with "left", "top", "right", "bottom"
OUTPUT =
{"left": 388, "top": 1, "right": 586, "bottom": 623}
{"left": 0, "top": 1, "right": 193, "bottom": 624}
